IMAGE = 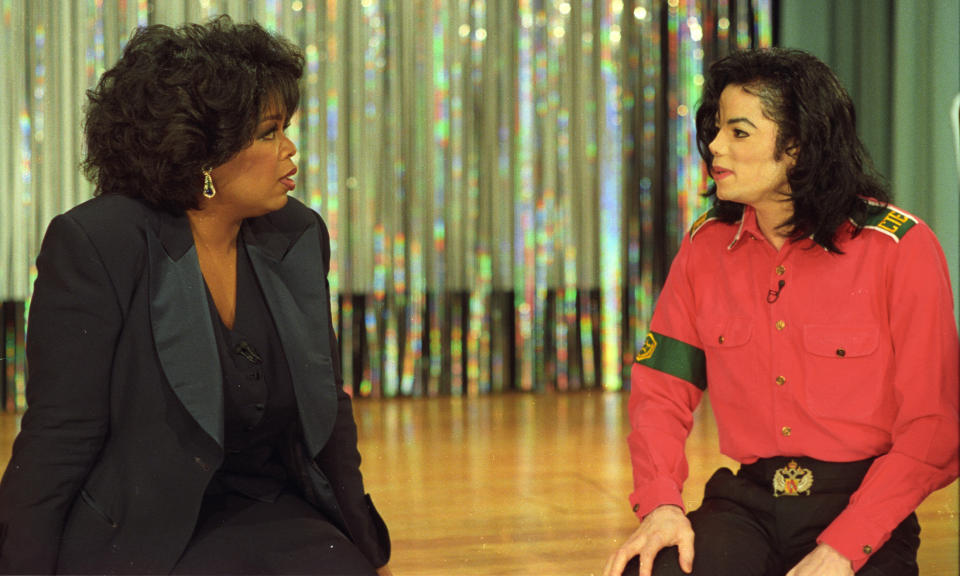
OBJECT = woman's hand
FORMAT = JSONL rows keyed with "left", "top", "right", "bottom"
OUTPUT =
{"left": 603, "top": 505, "right": 695, "bottom": 576}
{"left": 786, "top": 543, "right": 854, "bottom": 576}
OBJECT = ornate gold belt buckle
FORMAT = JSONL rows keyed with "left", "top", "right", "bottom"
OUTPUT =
{"left": 773, "top": 460, "right": 814, "bottom": 497}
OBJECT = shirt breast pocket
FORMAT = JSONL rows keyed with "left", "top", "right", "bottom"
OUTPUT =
{"left": 698, "top": 317, "right": 754, "bottom": 408}
{"left": 699, "top": 317, "right": 753, "bottom": 349}
{"left": 802, "top": 324, "right": 882, "bottom": 419}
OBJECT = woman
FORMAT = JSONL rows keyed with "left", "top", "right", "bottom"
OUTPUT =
{"left": 604, "top": 48, "right": 958, "bottom": 576}
{"left": 0, "top": 16, "right": 391, "bottom": 575}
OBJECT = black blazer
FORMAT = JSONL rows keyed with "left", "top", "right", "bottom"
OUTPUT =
{"left": 0, "top": 195, "right": 390, "bottom": 574}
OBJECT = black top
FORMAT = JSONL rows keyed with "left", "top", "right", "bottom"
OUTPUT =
{"left": 0, "top": 195, "right": 389, "bottom": 574}
{"left": 205, "top": 239, "right": 298, "bottom": 502}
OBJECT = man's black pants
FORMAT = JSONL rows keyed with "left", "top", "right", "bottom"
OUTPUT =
{"left": 624, "top": 457, "right": 920, "bottom": 576}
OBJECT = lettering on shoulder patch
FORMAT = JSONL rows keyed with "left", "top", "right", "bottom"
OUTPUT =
{"left": 860, "top": 205, "right": 917, "bottom": 241}
{"left": 689, "top": 208, "right": 719, "bottom": 241}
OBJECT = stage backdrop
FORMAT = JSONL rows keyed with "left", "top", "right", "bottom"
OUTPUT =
{"left": 0, "top": 0, "right": 772, "bottom": 408}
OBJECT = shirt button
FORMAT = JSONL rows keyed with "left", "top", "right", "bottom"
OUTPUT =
{"left": 781, "top": 426, "right": 792, "bottom": 436}
{"left": 775, "top": 265, "right": 786, "bottom": 276}
{"left": 863, "top": 545, "right": 873, "bottom": 554}
{"left": 775, "top": 376, "right": 786, "bottom": 386}
{"left": 836, "top": 348, "right": 846, "bottom": 357}
{"left": 632, "top": 504, "right": 640, "bottom": 513}
{"left": 718, "top": 335, "right": 725, "bottom": 344}
{"left": 775, "top": 320, "right": 786, "bottom": 331}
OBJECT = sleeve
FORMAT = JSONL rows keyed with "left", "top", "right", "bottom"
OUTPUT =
{"left": 0, "top": 214, "right": 119, "bottom": 573}
{"left": 311, "top": 215, "right": 391, "bottom": 568}
{"left": 817, "top": 223, "right": 960, "bottom": 571}
{"left": 627, "top": 235, "right": 707, "bottom": 519}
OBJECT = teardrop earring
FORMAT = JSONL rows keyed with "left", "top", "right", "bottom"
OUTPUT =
{"left": 202, "top": 168, "right": 217, "bottom": 199}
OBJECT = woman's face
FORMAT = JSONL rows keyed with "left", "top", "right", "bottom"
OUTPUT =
{"left": 208, "top": 104, "right": 298, "bottom": 218}
{"left": 708, "top": 84, "right": 794, "bottom": 209}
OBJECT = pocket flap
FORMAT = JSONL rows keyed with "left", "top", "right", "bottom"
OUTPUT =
{"left": 803, "top": 324, "right": 879, "bottom": 358}
{"left": 698, "top": 317, "right": 753, "bottom": 348}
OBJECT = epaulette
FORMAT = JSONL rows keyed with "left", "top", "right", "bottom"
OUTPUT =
{"left": 689, "top": 207, "right": 720, "bottom": 241}
{"left": 858, "top": 204, "right": 917, "bottom": 242}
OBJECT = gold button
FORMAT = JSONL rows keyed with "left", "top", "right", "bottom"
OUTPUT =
{"left": 718, "top": 335, "right": 725, "bottom": 344}
{"left": 775, "top": 265, "right": 786, "bottom": 276}
{"left": 863, "top": 545, "right": 872, "bottom": 555}
{"left": 632, "top": 504, "right": 640, "bottom": 513}
{"left": 781, "top": 426, "right": 792, "bottom": 436}
{"left": 775, "top": 320, "right": 786, "bottom": 331}
{"left": 775, "top": 376, "right": 786, "bottom": 386}
{"left": 836, "top": 348, "right": 846, "bottom": 357}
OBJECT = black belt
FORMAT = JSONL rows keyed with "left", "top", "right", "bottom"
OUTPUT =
{"left": 739, "top": 456, "right": 876, "bottom": 497}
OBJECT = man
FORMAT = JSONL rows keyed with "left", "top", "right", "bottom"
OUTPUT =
{"left": 604, "top": 48, "right": 959, "bottom": 576}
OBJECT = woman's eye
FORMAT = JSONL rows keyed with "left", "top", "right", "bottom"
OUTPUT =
{"left": 259, "top": 127, "right": 278, "bottom": 140}
{"left": 733, "top": 129, "right": 749, "bottom": 138}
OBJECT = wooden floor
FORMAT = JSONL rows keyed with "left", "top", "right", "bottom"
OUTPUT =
{"left": 1, "top": 392, "right": 957, "bottom": 574}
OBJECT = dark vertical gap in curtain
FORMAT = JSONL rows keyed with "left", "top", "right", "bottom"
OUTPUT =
{"left": 882, "top": 0, "right": 893, "bottom": 179}
{"left": 852, "top": 1, "right": 861, "bottom": 111}
{"left": 498, "top": 1, "right": 514, "bottom": 395}
{"left": 1, "top": 302, "right": 26, "bottom": 412}
{"left": 591, "top": 0, "right": 605, "bottom": 392}
{"left": 652, "top": 0, "right": 670, "bottom": 297}
{"left": 620, "top": 0, "right": 640, "bottom": 396}
{"left": 567, "top": 0, "right": 585, "bottom": 392}
{"left": 349, "top": 294, "right": 365, "bottom": 395}
{"left": 1, "top": 302, "right": 8, "bottom": 411}
{"left": 876, "top": 0, "right": 894, "bottom": 180}
{"left": 497, "top": 290, "right": 517, "bottom": 394}
{"left": 341, "top": 0, "right": 361, "bottom": 397}
{"left": 771, "top": 0, "right": 781, "bottom": 46}
{"left": 827, "top": 1, "right": 837, "bottom": 67}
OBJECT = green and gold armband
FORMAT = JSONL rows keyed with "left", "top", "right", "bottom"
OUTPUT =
{"left": 634, "top": 331, "right": 707, "bottom": 390}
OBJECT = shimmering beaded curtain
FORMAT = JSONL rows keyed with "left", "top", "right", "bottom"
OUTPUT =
{"left": 0, "top": 0, "right": 771, "bottom": 406}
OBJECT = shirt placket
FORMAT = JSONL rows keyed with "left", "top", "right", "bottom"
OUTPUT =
{"left": 768, "top": 245, "right": 797, "bottom": 451}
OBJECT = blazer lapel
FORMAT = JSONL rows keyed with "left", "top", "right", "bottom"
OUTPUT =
{"left": 147, "top": 211, "right": 224, "bottom": 447}
{"left": 243, "top": 215, "right": 338, "bottom": 457}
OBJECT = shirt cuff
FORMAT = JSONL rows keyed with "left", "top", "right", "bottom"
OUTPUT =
{"left": 817, "top": 508, "right": 890, "bottom": 572}
{"left": 628, "top": 476, "right": 685, "bottom": 520}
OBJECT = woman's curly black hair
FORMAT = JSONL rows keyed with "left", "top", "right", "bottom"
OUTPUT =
{"left": 695, "top": 48, "right": 890, "bottom": 253}
{"left": 82, "top": 15, "right": 304, "bottom": 214}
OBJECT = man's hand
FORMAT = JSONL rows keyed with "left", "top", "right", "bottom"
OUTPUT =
{"left": 602, "top": 505, "right": 695, "bottom": 576}
{"left": 786, "top": 543, "right": 854, "bottom": 576}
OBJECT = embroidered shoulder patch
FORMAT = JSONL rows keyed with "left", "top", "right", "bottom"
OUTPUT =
{"left": 860, "top": 205, "right": 917, "bottom": 241}
{"left": 689, "top": 208, "right": 719, "bottom": 241}
{"left": 634, "top": 331, "right": 707, "bottom": 390}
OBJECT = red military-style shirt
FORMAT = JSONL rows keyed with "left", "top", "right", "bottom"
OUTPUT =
{"left": 627, "top": 202, "right": 959, "bottom": 571}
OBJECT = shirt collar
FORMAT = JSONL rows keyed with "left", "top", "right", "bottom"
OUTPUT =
{"left": 726, "top": 205, "right": 832, "bottom": 252}
{"left": 726, "top": 205, "right": 762, "bottom": 250}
